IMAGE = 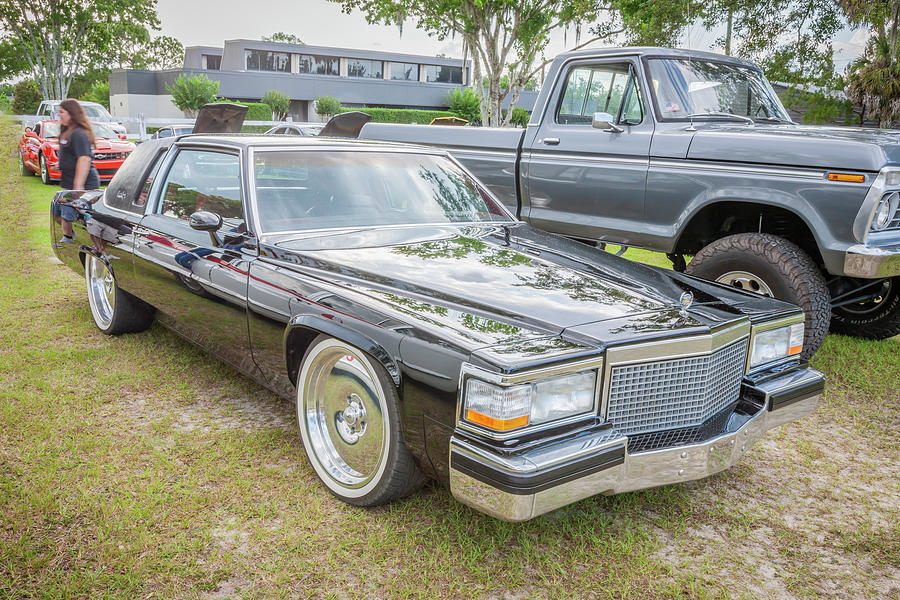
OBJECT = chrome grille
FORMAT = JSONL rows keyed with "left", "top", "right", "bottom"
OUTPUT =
{"left": 606, "top": 338, "right": 747, "bottom": 436}
{"left": 886, "top": 192, "right": 900, "bottom": 230}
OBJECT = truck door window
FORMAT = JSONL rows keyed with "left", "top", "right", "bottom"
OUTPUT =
{"left": 556, "top": 63, "right": 643, "bottom": 126}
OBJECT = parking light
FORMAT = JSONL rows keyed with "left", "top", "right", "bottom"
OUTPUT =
{"left": 827, "top": 173, "right": 866, "bottom": 183}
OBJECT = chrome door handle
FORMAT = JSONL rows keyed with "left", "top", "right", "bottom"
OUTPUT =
{"left": 542, "top": 138, "right": 560, "bottom": 145}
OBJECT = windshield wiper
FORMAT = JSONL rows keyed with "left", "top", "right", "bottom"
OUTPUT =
{"left": 684, "top": 112, "right": 755, "bottom": 125}
{"left": 753, "top": 116, "right": 796, "bottom": 125}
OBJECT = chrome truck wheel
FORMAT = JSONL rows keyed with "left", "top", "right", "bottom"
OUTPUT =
{"left": 84, "top": 254, "right": 154, "bottom": 335}
{"left": 297, "top": 335, "right": 424, "bottom": 507}
{"left": 714, "top": 270, "right": 775, "bottom": 297}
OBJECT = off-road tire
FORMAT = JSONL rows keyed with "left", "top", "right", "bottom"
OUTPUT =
{"left": 830, "top": 277, "right": 900, "bottom": 340}
{"left": 85, "top": 253, "right": 155, "bottom": 335}
{"left": 686, "top": 233, "right": 830, "bottom": 357}
{"left": 297, "top": 335, "right": 426, "bottom": 507}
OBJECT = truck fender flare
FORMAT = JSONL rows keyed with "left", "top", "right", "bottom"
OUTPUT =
{"left": 283, "top": 315, "right": 401, "bottom": 388}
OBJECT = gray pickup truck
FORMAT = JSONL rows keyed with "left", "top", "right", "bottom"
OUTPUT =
{"left": 358, "top": 47, "right": 900, "bottom": 354}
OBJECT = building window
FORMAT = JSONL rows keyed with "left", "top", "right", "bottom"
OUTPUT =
{"left": 245, "top": 49, "right": 290, "bottom": 72}
{"left": 390, "top": 62, "right": 419, "bottom": 81}
{"left": 298, "top": 54, "right": 339, "bottom": 76}
{"left": 424, "top": 65, "right": 463, "bottom": 84}
{"left": 348, "top": 58, "right": 383, "bottom": 79}
{"left": 203, "top": 54, "right": 221, "bottom": 70}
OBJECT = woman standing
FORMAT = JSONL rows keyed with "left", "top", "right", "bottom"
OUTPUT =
{"left": 52, "top": 99, "right": 99, "bottom": 244}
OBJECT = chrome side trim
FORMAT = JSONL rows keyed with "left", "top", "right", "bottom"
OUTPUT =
{"left": 650, "top": 158, "right": 826, "bottom": 180}
{"left": 528, "top": 151, "right": 650, "bottom": 167}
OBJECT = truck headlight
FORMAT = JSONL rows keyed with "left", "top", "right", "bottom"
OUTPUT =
{"left": 872, "top": 192, "right": 899, "bottom": 231}
{"left": 749, "top": 321, "right": 804, "bottom": 369}
{"left": 464, "top": 370, "right": 597, "bottom": 433}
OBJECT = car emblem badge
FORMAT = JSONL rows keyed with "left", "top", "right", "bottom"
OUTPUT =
{"left": 679, "top": 291, "right": 694, "bottom": 314}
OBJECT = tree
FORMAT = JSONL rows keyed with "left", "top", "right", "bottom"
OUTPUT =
{"left": 846, "top": 35, "right": 900, "bottom": 127}
{"left": 262, "top": 90, "right": 291, "bottom": 120}
{"left": 143, "top": 36, "right": 185, "bottom": 70}
{"left": 333, "top": 0, "right": 692, "bottom": 127}
{"left": 262, "top": 32, "right": 304, "bottom": 44}
{"left": 701, "top": 0, "right": 845, "bottom": 87}
{"left": 315, "top": 95, "right": 342, "bottom": 119}
{"left": 445, "top": 87, "right": 480, "bottom": 123}
{"left": 81, "top": 80, "right": 110, "bottom": 110}
{"left": 12, "top": 80, "right": 41, "bottom": 114}
{"left": 166, "top": 74, "right": 219, "bottom": 117}
{"left": 0, "top": 0, "right": 161, "bottom": 100}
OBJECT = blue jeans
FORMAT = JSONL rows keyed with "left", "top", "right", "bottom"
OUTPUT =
{"left": 51, "top": 202, "right": 77, "bottom": 222}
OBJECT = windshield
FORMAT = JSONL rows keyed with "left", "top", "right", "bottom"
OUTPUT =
{"left": 647, "top": 58, "right": 790, "bottom": 122}
{"left": 253, "top": 151, "right": 512, "bottom": 233}
{"left": 82, "top": 105, "right": 111, "bottom": 119}
{"left": 90, "top": 123, "right": 118, "bottom": 139}
{"left": 42, "top": 123, "right": 60, "bottom": 137}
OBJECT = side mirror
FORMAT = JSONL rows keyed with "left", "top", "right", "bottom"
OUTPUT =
{"left": 592, "top": 112, "right": 623, "bottom": 133}
{"left": 189, "top": 211, "right": 223, "bottom": 247}
{"left": 189, "top": 211, "right": 222, "bottom": 231}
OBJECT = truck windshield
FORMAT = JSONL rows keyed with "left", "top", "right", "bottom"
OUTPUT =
{"left": 647, "top": 58, "right": 790, "bottom": 122}
{"left": 253, "top": 151, "right": 513, "bottom": 234}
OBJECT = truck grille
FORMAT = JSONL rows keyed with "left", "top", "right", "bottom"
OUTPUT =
{"left": 606, "top": 338, "right": 747, "bottom": 437}
{"left": 884, "top": 192, "right": 900, "bottom": 230}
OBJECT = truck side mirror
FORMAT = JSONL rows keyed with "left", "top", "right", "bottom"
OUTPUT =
{"left": 592, "top": 112, "right": 623, "bottom": 133}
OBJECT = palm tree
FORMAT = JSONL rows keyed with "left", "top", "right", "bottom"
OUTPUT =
{"left": 846, "top": 35, "right": 900, "bottom": 128}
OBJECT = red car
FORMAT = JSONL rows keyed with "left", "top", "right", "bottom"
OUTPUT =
{"left": 19, "top": 120, "right": 135, "bottom": 185}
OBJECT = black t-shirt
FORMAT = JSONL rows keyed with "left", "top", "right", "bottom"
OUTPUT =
{"left": 58, "top": 127, "right": 99, "bottom": 190}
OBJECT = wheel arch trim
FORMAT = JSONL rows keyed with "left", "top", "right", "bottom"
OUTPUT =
{"left": 284, "top": 315, "right": 402, "bottom": 388}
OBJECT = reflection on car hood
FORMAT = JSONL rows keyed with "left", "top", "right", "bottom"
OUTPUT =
{"left": 687, "top": 123, "right": 900, "bottom": 171}
{"left": 263, "top": 224, "right": 791, "bottom": 358}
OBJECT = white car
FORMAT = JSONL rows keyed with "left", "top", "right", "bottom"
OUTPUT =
{"left": 37, "top": 100, "right": 127, "bottom": 138}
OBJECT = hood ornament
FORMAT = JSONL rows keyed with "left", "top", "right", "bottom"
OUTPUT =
{"left": 679, "top": 291, "right": 694, "bottom": 315}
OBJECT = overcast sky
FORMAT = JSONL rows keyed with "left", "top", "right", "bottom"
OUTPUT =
{"left": 156, "top": 0, "right": 868, "bottom": 73}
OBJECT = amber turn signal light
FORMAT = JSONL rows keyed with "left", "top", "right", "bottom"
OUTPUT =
{"left": 827, "top": 173, "right": 865, "bottom": 183}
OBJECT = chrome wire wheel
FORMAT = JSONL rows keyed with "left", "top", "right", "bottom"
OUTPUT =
{"left": 298, "top": 338, "right": 389, "bottom": 499}
{"left": 85, "top": 255, "right": 116, "bottom": 331}
{"left": 715, "top": 270, "right": 775, "bottom": 297}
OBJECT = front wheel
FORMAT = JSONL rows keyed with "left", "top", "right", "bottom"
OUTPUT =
{"left": 85, "top": 254, "right": 154, "bottom": 335}
{"left": 686, "top": 233, "right": 830, "bottom": 357}
{"left": 830, "top": 277, "right": 900, "bottom": 339}
{"left": 296, "top": 335, "right": 425, "bottom": 507}
{"left": 39, "top": 153, "right": 52, "bottom": 185}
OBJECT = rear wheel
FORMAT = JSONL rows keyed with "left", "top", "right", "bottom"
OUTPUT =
{"left": 830, "top": 277, "right": 900, "bottom": 339}
{"left": 686, "top": 233, "right": 830, "bottom": 357}
{"left": 296, "top": 335, "right": 425, "bottom": 507}
{"left": 85, "top": 254, "right": 154, "bottom": 335}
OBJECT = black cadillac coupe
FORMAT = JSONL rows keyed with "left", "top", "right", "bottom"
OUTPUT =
{"left": 51, "top": 134, "right": 825, "bottom": 521}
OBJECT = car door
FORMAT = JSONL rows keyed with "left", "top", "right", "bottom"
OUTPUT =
{"left": 522, "top": 58, "right": 653, "bottom": 244}
{"left": 131, "top": 146, "right": 260, "bottom": 376}
{"left": 26, "top": 123, "right": 42, "bottom": 166}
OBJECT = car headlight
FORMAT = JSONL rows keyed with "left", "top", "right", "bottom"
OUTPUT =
{"left": 872, "top": 191, "right": 899, "bottom": 231}
{"left": 463, "top": 370, "right": 597, "bottom": 433}
{"left": 749, "top": 320, "right": 804, "bottom": 369}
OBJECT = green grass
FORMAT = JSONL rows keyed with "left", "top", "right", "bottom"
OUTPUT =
{"left": 1, "top": 119, "right": 898, "bottom": 599}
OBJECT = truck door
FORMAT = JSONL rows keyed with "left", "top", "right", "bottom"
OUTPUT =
{"left": 522, "top": 58, "right": 652, "bottom": 245}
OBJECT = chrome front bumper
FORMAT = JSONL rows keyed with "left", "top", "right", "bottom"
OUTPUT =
{"left": 449, "top": 367, "right": 824, "bottom": 522}
{"left": 843, "top": 243, "right": 900, "bottom": 278}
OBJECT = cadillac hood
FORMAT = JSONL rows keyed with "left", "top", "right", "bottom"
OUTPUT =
{"left": 264, "top": 224, "right": 793, "bottom": 360}
{"left": 686, "top": 124, "right": 900, "bottom": 172}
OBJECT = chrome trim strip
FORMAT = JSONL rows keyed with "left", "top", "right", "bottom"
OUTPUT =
{"left": 528, "top": 151, "right": 649, "bottom": 166}
{"left": 650, "top": 158, "right": 826, "bottom": 180}
{"left": 438, "top": 147, "right": 518, "bottom": 159}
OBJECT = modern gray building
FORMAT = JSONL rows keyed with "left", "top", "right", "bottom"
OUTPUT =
{"left": 109, "top": 39, "right": 538, "bottom": 121}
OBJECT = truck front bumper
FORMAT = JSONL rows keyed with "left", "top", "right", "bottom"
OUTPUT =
{"left": 449, "top": 367, "right": 824, "bottom": 521}
{"left": 843, "top": 243, "right": 900, "bottom": 278}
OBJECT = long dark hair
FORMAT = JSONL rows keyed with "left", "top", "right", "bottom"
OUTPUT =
{"left": 59, "top": 99, "right": 95, "bottom": 144}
